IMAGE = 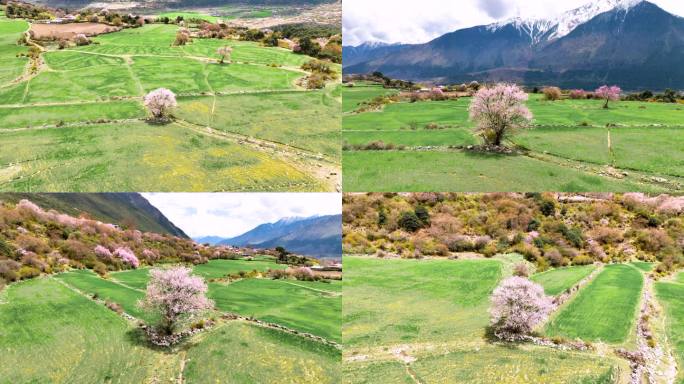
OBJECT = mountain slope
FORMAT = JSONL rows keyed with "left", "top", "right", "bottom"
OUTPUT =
{"left": 345, "top": 0, "right": 684, "bottom": 89}
{"left": 219, "top": 215, "right": 341, "bottom": 258}
{"left": 0, "top": 193, "right": 187, "bottom": 238}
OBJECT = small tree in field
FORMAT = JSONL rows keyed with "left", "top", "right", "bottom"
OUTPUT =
{"left": 144, "top": 88, "right": 177, "bottom": 121}
{"left": 489, "top": 276, "right": 553, "bottom": 341}
{"left": 217, "top": 45, "right": 233, "bottom": 64}
{"left": 138, "top": 267, "right": 213, "bottom": 335}
{"left": 542, "top": 86, "right": 561, "bottom": 101}
{"left": 469, "top": 83, "right": 533, "bottom": 147}
{"left": 595, "top": 85, "right": 621, "bottom": 109}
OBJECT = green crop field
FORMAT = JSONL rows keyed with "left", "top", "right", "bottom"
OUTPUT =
{"left": 0, "top": 278, "right": 339, "bottom": 383}
{"left": 342, "top": 85, "right": 684, "bottom": 192}
{"left": 545, "top": 264, "right": 643, "bottom": 344}
{"left": 0, "top": 20, "right": 340, "bottom": 191}
{"left": 343, "top": 256, "right": 626, "bottom": 383}
{"left": 531, "top": 265, "right": 596, "bottom": 296}
{"left": 655, "top": 274, "right": 684, "bottom": 384}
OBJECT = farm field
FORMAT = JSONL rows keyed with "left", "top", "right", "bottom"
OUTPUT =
{"left": 0, "top": 17, "right": 341, "bottom": 191}
{"left": 655, "top": 273, "right": 684, "bottom": 384}
{"left": 342, "top": 84, "right": 684, "bottom": 192}
{"left": 342, "top": 256, "right": 628, "bottom": 383}
{"left": 0, "top": 277, "right": 340, "bottom": 383}
{"left": 531, "top": 264, "right": 596, "bottom": 295}
{"left": 545, "top": 264, "right": 643, "bottom": 344}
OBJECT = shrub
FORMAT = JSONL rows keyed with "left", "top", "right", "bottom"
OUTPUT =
{"left": 543, "top": 87, "right": 562, "bottom": 101}
{"left": 292, "top": 266, "right": 315, "bottom": 281}
{"left": 489, "top": 277, "right": 553, "bottom": 341}
{"left": 0, "top": 259, "right": 21, "bottom": 282}
{"left": 569, "top": 89, "right": 586, "bottom": 99}
{"left": 513, "top": 263, "right": 530, "bottom": 277}
{"left": 105, "top": 301, "right": 123, "bottom": 314}
{"left": 591, "top": 227, "right": 623, "bottom": 245}
{"left": 545, "top": 248, "right": 563, "bottom": 267}
{"left": 469, "top": 83, "right": 532, "bottom": 146}
{"left": 414, "top": 206, "right": 430, "bottom": 226}
{"left": 18, "top": 265, "right": 41, "bottom": 279}
{"left": 398, "top": 211, "right": 423, "bottom": 233}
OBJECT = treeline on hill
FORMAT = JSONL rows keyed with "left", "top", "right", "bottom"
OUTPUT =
{"left": 3, "top": 1, "right": 54, "bottom": 19}
{"left": 0, "top": 200, "right": 239, "bottom": 289}
{"left": 343, "top": 193, "right": 684, "bottom": 276}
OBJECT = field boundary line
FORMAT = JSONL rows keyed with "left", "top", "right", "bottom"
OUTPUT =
{"left": 52, "top": 276, "right": 141, "bottom": 324}
{"left": 278, "top": 280, "right": 340, "bottom": 296}
{"left": 541, "top": 264, "right": 604, "bottom": 330}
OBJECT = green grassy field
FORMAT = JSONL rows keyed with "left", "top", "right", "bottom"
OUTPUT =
{"left": 531, "top": 265, "right": 596, "bottom": 296}
{"left": 62, "top": 259, "right": 341, "bottom": 343}
{"left": 0, "top": 21, "right": 340, "bottom": 191}
{"left": 655, "top": 272, "right": 684, "bottom": 384}
{"left": 342, "top": 85, "right": 684, "bottom": 192}
{"left": 545, "top": 264, "right": 643, "bottom": 344}
{"left": 157, "top": 11, "right": 220, "bottom": 23}
{"left": 0, "top": 277, "right": 339, "bottom": 383}
{"left": 343, "top": 256, "right": 626, "bottom": 383}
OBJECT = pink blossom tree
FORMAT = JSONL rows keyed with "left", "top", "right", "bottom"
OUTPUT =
{"left": 595, "top": 85, "right": 621, "bottom": 109}
{"left": 114, "top": 247, "right": 139, "bottom": 268}
{"left": 143, "top": 88, "right": 177, "bottom": 121}
{"left": 94, "top": 245, "right": 113, "bottom": 260}
{"left": 217, "top": 45, "right": 233, "bottom": 64}
{"left": 138, "top": 267, "right": 213, "bottom": 334}
{"left": 489, "top": 276, "right": 554, "bottom": 341}
{"left": 468, "top": 83, "right": 533, "bottom": 147}
{"left": 569, "top": 89, "right": 586, "bottom": 100}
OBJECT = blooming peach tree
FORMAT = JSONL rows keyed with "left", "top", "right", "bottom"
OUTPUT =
{"left": 595, "top": 85, "right": 621, "bottom": 109}
{"left": 138, "top": 267, "right": 213, "bottom": 334}
{"left": 217, "top": 45, "right": 233, "bottom": 64}
{"left": 468, "top": 83, "right": 533, "bottom": 146}
{"left": 489, "top": 276, "right": 554, "bottom": 341}
{"left": 144, "top": 88, "right": 177, "bottom": 121}
{"left": 114, "top": 247, "right": 139, "bottom": 268}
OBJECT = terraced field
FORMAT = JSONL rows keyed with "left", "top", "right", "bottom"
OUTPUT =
{"left": 343, "top": 256, "right": 627, "bottom": 383}
{"left": 342, "top": 84, "right": 684, "bottom": 192}
{"left": 531, "top": 265, "right": 596, "bottom": 296}
{"left": 0, "top": 18, "right": 341, "bottom": 191}
{"left": 545, "top": 264, "right": 643, "bottom": 344}
{"left": 655, "top": 272, "right": 684, "bottom": 384}
{"left": 0, "top": 277, "right": 340, "bottom": 383}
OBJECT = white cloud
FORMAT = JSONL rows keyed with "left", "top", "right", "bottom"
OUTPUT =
{"left": 343, "top": 0, "right": 684, "bottom": 46}
{"left": 142, "top": 193, "right": 341, "bottom": 239}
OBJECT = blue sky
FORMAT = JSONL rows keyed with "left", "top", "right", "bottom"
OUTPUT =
{"left": 343, "top": 0, "right": 684, "bottom": 46}
{"left": 143, "top": 193, "right": 341, "bottom": 238}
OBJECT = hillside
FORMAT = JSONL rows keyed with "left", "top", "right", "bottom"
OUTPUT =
{"left": 219, "top": 215, "right": 342, "bottom": 258}
{"left": 0, "top": 193, "right": 187, "bottom": 237}
{"left": 27, "top": 0, "right": 336, "bottom": 8}
{"left": 344, "top": 0, "right": 684, "bottom": 89}
{"left": 343, "top": 193, "right": 684, "bottom": 273}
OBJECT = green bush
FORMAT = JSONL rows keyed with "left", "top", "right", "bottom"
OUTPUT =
{"left": 399, "top": 211, "right": 423, "bottom": 233}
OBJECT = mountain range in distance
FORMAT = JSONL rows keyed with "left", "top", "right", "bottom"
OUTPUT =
{"left": 195, "top": 215, "right": 342, "bottom": 259}
{"left": 344, "top": 0, "right": 684, "bottom": 90}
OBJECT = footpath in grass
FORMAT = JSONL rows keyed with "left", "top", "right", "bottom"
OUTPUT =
{"left": 531, "top": 265, "right": 596, "bottom": 296}
{"left": 545, "top": 264, "right": 643, "bottom": 344}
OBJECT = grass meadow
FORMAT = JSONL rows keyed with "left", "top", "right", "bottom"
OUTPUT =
{"left": 0, "top": 257, "right": 341, "bottom": 383}
{"left": 531, "top": 265, "right": 596, "bottom": 296}
{"left": 655, "top": 273, "right": 684, "bottom": 384}
{"left": 342, "top": 84, "right": 684, "bottom": 192}
{"left": 342, "top": 256, "right": 627, "bottom": 383}
{"left": 0, "top": 19, "right": 340, "bottom": 191}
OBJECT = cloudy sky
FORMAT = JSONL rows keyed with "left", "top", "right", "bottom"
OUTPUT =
{"left": 143, "top": 193, "right": 341, "bottom": 239}
{"left": 343, "top": 0, "right": 684, "bottom": 46}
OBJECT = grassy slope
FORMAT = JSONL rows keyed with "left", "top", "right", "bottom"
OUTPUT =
{"left": 545, "top": 264, "right": 643, "bottom": 344}
{"left": 655, "top": 274, "right": 684, "bottom": 384}
{"left": 0, "top": 17, "right": 28, "bottom": 85}
{"left": 531, "top": 265, "right": 596, "bottom": 296}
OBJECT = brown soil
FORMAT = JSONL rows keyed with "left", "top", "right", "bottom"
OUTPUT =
{"left": 30, "top": 23, "right": 119, "bottom": 40}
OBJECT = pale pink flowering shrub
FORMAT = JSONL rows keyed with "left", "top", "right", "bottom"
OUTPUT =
{"left": 292, "top": 266, "right": 315, "bottom": 281}
{"left": 94, "top": 245, "right": 113, "bottom": 260}
{"left": 489, "top": 276, "right": 554, "bottom": 341}
{"left": 142, "top": 249, "right": 158, "bottom": 261}
{"left": 217, "top": 46, "right": 233, "bottom": 64}
{"left": 144, "top": 88, "right": 177, "bottom": 120}
{"left": 138, "top": 267, "right": 213, "bottom": 334}
{"left": 469, "top": 83, "right": 533, "bottom": 146}
{"left": 569, "top": 89, "right": 587, "bottom": 99}
{"left": 595, "top": 85, "right": 621, "bottom": 108}
{"left": 114, "top": 247, "right": 139, "bottom": 268}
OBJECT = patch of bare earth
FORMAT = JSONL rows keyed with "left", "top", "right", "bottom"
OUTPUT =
{"left": 227, "top": 1, "right": 341, "bottom": 29}
{"left": 30, "top": 23, "right": 119, "bottom": 40}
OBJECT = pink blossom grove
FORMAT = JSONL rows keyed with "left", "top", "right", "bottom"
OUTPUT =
{"left": 489, "top": 276, "right": 554, "bottom": 341}
{"left": 595, "top": 85, "right": 621, "bottom": 108}
{"left": 143, "top": 88, "right": 177, "bottom": 120}
{"left": 468, "top": 83, "right": 533, "bottom": 146}
{"left": 114, "top": 247, "right": 139, "bottom": 268}
{"left": 138, "top": 267, "right": 213, "bottom": 334}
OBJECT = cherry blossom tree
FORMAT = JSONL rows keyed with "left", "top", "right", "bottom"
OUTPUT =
{"left": 217, "top": 45, "right": 233, "bottom": 64}
{"left": 138, "top": 267, "right": 213, "bottom": 334}
{"left": 143, "top": 88, "right": 177, "bottom": 121}
{"left": 468, "top": 83, "right": 533, "bottom": 147}
{"left": 94, "top": 245, "right": 112, "bottom": 260}
{"left": 595, "top": 85, "right": 621, "bottom": 109}
{"left": 489, "top": 276, "right": 554, "bottom": 341}
{"left": 114, "top": 247, "right": 139, "bottom": 268}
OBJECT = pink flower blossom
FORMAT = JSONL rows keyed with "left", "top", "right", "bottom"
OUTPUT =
{"left": 144, "top": 88, "right": 177, "bottom": 119}
{"left": 489, "top": 276, "right": 554, "bottom": 340}
{"left": 469, "top": 83, "right": 533, "bottom": 146}
{"left": 114, "top": 247, "right": 139, "bottom": 268}
{"left": 94, "top": 245, "right": 113, "bottom": 260}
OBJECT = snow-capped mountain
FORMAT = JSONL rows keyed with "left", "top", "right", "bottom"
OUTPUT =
{"left": 345, "top": 0, "right": 684, "bottom": 90}
{"left": 342, "top": 41, "right": 407, "bottom": 68}
{"left": 487, "top": 0, "right": 645, "bottom": 43}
